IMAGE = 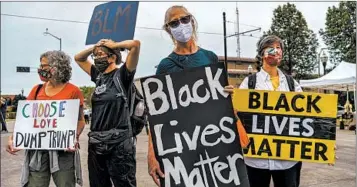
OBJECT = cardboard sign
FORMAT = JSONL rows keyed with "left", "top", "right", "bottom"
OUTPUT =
{"left": 13, "top": 100, "right": 80, "bottom": 150}
{"left": 85, "top": 1, "right": 139, "bottom": 45}
{"left": 141, "top": 63, "right": 250, "bottom": 187}
{"left": 233, "top": 89, "right": 337, "bottom": 164}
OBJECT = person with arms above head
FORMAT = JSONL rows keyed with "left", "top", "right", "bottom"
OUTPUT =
{"left": 74, "top": 38, "right": 140, "bottom": 187}
{"left": 6, "top": 50, "right": 84, "bottom": 187}
{"left": 148, "top": 5, "right": 249, "bottom": 186}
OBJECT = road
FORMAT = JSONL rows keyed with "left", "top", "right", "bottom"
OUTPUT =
{"left": 1, "top": 121, "right": 356, "bottom": 187}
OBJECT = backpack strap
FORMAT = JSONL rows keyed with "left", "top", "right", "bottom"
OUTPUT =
{"left": 247, "top": 73, "right": 257, "bottom": 90}
{"left": 112, "top": 68, "right": 135, "bottom": 138}
{"left": 35, "top": 84, "right": 43, "bottom": 100}
{"left": 284, "top": 74, "right": 295, "bottom": 91}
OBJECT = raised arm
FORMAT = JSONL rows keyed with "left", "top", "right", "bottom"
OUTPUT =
{"left": 74, "top": 46, "right": 95, "bottom": 76}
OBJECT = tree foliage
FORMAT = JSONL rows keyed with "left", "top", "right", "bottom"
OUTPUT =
{"left": 264, "top": 3, "right": 319, "bottom": 79}
{"left": 320, "top": 1, "right": 356, "bottom": 65}
{"left": 80, "top": 86, "right": 95, "bottom": 108}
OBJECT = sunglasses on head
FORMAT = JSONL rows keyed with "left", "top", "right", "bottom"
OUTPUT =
{"left": 166, "top": 15, "right": 192, "bottom": 28}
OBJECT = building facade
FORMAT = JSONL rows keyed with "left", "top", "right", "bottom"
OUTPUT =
{"left": 218, "top": 56, "right": 257, "bottom": 87}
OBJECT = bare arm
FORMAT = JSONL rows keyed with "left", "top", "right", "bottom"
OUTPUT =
{"left": 74, "top": 47, "right": 94, "bottom": 76}
{"left": 77, "top": 106, "right": 85, "bottom": 138}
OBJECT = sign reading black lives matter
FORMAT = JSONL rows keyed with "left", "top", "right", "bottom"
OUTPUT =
{"left": 141, "top": 63, "right": 250, "bottom": 187}
{"left": 233, "top": 90, "right": 337, "bottom": 164}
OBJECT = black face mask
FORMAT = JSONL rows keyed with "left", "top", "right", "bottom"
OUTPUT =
{"left": 94, "top": 57, "right": 112, "bottom": 73}
{"left": 37, "top": 69, "right": 52, "bottom": 81}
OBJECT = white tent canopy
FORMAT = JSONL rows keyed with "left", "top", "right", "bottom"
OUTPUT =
{"left": 299, "top": 61, "right": 356, "bottom": 91}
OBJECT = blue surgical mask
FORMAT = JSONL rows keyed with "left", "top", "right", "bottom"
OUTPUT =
{"left": 170, "top": 22, "right": 193, "bottom": 43}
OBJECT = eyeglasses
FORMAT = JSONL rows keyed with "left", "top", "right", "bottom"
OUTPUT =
{"left": 166, "top": 15, "right": 192, "bottom": 28}
{"left": 39, "top": 64, "right": 50, "bottom": 69}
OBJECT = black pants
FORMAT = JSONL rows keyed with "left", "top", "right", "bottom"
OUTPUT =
{"left": 0, "top": 112, "right": 8, "bottom": 131}
{"left": 246, "top": 162, "right": 300, "bottom": 187}
{"left": 88, "top": 138, "right": 136, "bottom": 187}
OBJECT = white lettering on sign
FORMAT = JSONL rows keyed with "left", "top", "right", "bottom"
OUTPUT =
{"left": 142, "top": 67, "right": 228, "bottom": 116}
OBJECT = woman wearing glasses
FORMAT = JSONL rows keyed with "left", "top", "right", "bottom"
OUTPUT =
{"left": 74, "top": 39, "right": 140, "bottom": 187}
{"left": 6, "top": 50, "right": 84, "bottom": 187}
{"left": 147, "top": 5, "right": 243, "bottom": 186}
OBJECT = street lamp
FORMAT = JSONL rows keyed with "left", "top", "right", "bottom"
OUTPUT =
{"left": 320, "top": 51, "right": 328, "bottom": 75}
{"left": 43, "top": 28, "right": 62, "bottom": 51}
{"left": 247, "top": 65, "right": 253, "bottom": 74}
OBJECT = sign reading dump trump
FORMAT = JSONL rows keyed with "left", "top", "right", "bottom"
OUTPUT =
{"left": 86, "top": 1, "right": 139, "bottom": 45}
{"left": 141, "top": 63, "right": 250, "bottom": 187}
{"left": 13, "top": 100, "right": 80, "bottom": 150}
{"left": 233, "top": 89, "right": 337, "bottom": 164}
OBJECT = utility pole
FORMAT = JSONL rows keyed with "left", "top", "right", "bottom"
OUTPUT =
{"left": 236, "top": 3, "right": 240, "bottom": 58}
{"left": 223, "top": 12, "right": 228, "bottom": 76}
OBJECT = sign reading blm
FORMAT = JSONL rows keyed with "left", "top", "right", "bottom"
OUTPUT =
{"left": 85, "top": 1, "right": 139, "bottom": 45}
{"left": 141, "top": 63, "right": 250, "bottom": 187}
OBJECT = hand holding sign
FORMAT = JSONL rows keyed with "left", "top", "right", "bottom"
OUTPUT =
{"left": 148, "top": 153, "right": 165, "bottom": 186}
{"left": 6, "top": 135, "right": 20, "bottom": 155}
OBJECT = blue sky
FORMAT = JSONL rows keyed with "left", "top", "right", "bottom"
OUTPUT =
{"left": 1, "top": 1, "right": 338, "bottom": 95}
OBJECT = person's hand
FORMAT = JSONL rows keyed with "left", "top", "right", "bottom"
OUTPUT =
{"left": 101, "top": 39, "right": 118, "bottom": 49}
{"left": 224, "top": 85, "right": 234, "bottom": 95}
{"left": 66, "top": 137, "right": 80, "bottom": 152}
{"left": 6, "top": 137, "right": 20, "bottom": 155}
{"left": 328, "top": 144, "right": 338, "bottom": 166}
{"left": 148, "top": 155, "right": 164, "bottom": 186}
{"left": 95, "top": 39, "right": 107, "bottom": 47}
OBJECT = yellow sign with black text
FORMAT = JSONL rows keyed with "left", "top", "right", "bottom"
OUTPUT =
{"left": 233, "top": 89, "right": 337, "bottom": 118}
{"left": 243, "top": 134, "right": 335, "bottom": 163}
{"left": 233, "top": 89, "right": 337, "bottom": 164}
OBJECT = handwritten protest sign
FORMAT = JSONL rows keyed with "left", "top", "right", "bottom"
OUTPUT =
{"left": 141, "top": 63, "right": 250, "bottom": 187}
{"left": 233, "top": 89, "right": 337, "bottom": 164}
{"left": 86, "top": 1, "right": 139, "bottom": 45}
{"left": 13, "top": 100, "right": 80, "bottom": 150}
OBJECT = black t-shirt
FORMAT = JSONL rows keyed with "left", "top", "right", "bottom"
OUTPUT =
{"left": 90, "top": 64, "right": 135, "bottom": 131}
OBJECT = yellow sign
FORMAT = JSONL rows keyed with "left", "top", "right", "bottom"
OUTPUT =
{"left": 243, "top": 134, "right": 335, "bottom": 163}
{"left": 233, "top": 89, "right": 337, "bottom": 164}
{"left": 233, "top": 89, "right": 338, "bottom": 118}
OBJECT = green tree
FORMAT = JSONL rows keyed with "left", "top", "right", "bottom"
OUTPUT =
{"left": 319, "top": 1, "right": 356, "bottom": 65}
{"left": 263, "top": 3, "right": 319, "bottom": 79}
{"left": 80, "top": 86, "right": 95, "bottom": 108}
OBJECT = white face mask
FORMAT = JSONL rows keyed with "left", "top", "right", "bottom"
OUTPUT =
{"left": 170, "top": 22, "right": 193, "bottom": 43}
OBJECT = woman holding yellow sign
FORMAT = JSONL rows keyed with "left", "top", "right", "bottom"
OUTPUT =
{"left": 239, "top": 35, "right": 303, "bottom": 187}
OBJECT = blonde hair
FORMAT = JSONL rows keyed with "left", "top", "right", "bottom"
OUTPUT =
{"left": 162, "top": 5, "right": 198, "bottom": 43}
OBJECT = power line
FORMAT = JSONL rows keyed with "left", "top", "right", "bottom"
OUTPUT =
{"left": 1, "top": 13, "right": 225, "bottom": 36}
{"left": 226, "top": 20, "right": 260, "bottom": 29}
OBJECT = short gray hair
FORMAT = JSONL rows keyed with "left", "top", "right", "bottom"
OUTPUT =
{"left": 40, "top": 51, "right": 72, "bottom": 83}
